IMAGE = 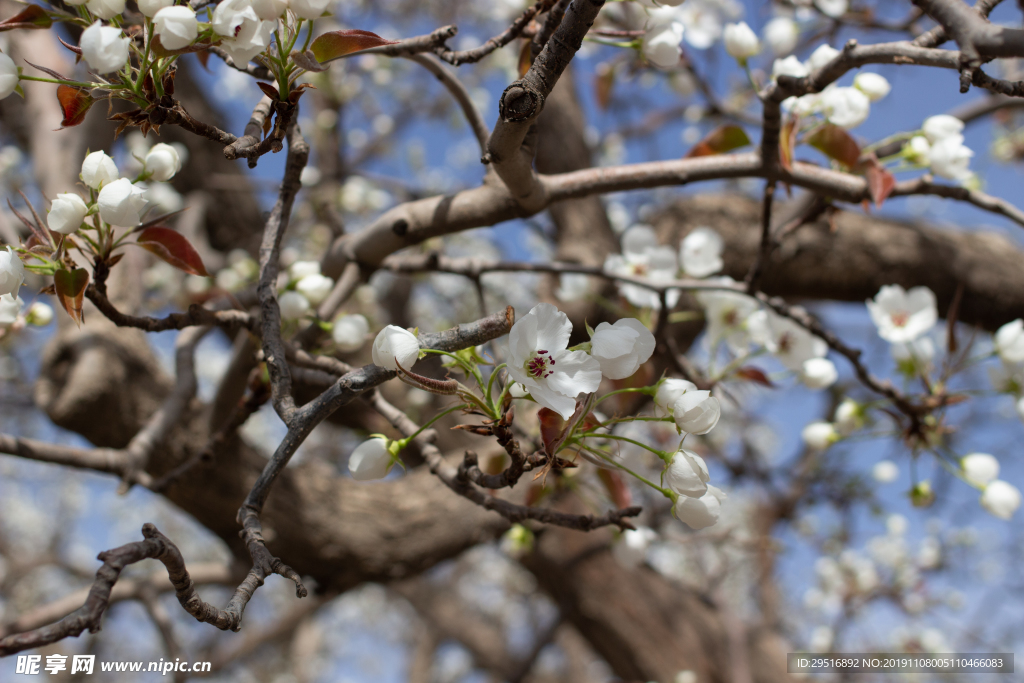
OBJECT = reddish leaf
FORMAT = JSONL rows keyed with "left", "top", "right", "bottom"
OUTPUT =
{"left": 309, "top": 29, "right": 399, "bottom": 65}
{"left": 807, "top": 123, "right": 861, "bottom": 168}
{"left": 597, "top": 469, "right": 632, "bottom": 509}
{"left": 864, "top": 158, "right": 896, "bottom": 207}
{"left": 290, "top": 49, "right": 326, "bottom": 72}
{"left": 56, "top": 85, "right": 94, "bottom": 128}
{"left": 257, "top": 81, "right": 280, "bottom": 100}
{"left": 537, "top": 407, "right": 566, "bottom": 457}
{"left": 136, "top": 227, "right": 209, "bottom": 276}
{"left": 685, "top": 124, "right": 751, "bottom": 158}
{"left": 779, "top": 117, "right": 797, "bottom": 172}
{"left": 735, "top": 366, "right": 775, "bottom": 388}
{"left": 594, "top": 64, "right": 614, "bottom": 110}
{"left": 54, "top": 267, "right": 88, "bottom": 327}
{"left": 57, "top": 36, "right": 82, "bottom": 64}
{"left": 196, "top": 48, "right": 211, "bottom": 70}
{"left": 0, "top": 4, "right": 51, "bottom": 30}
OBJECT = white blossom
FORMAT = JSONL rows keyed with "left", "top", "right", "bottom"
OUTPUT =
{"left": 672, "top": 390, "right": 721, "bottom": 434}
{"left": 295, "top": 273, "right": 333, "bottom": 306}
{"left": 905, "top": 136, "right": 930, "bottom": 165}
{"left": 922, "top": 114, "right": 964, "bottom": 143}
{"left": 961, "top": 453, "right": 1000, "bottom": 486}
{"left": 680, "top": 227, "right": 723, "bottom": 278}
{"left": 723, "top": 22, "right": 760, "bottom": 61}
{"left": 655, "top": 378, "right": 698, "bottom": 416}
{"left": 250, "top": 0, "right": 287, "bottom": 20}
{"left": 81, "top": 150, "right": 119, "bottom": 189}
{"left": 674, "top": 485, "right": 726, "bottom": 529}
{"left": 892, "top": 337, "right": 935, "bottom": 372}
{"left": 332, "top": 313, "right": 370, "bottom": 352}
{"left": 278, "top": 291, "right": 310, "bottom": 320}
{"left": 212, "top": 0, "right": 274, "bottom": 66}
{"left": 866, "top": 284, "right": 937, "bottom": 343}
{"left": 0, "top": 54, "right": 19, "bottom": 101}
{"left": 749, "top": 309, "right": 828, "bottom": 371}
{"left": 980, "top": 480, "right": 1021, "bottom": 520}
{"left": 506, "top": 303, "right": 602, "bottom": 419}
{"left": 995, "top": 319, "right": 1024, "bottom": 363}
{"left": 97, "top": 178, "right": 147, "bottom": 227}
{"left": 144, "top": 142, "right": 182, "bottom": 181}
{"left": 929, "top": 135, "right": 973, "bottom": 181}
{"left": 138, "top": 0, "right": 172, "bottom": 16}
{"left": 664, "top": 449, "right": 710, "bottom": 497}
{"left": 612, "top": 527, "right": 657, "bottom": 568}
{"left": 555, "top": 273, "right": 591, "bottom": 302}
{"left": 372, "top": 325, "right": 421, "bottom": 371}
{"left": 153, "top": 6, "right": 198, "bottom": 51}
{"left": 805, "top": 43, "right": 840, "bottom": 72}
{"left": 677, "top": 0, "right": 737, "bottom": 50}
{"left": 873, "top": 459, "right": 899, "bottom": 483}
{"left": 853, "top": 72, "right": 891, "bottom": 101}
{"left": 604, "top": 225, "right": 680, "bottom": 309}
{"left": 772, "top": 55, "right": 809, "bottom": 79}
{"left": 80, "top": 22, "right": 129, "bottom": 73}
{"left": 834, "top": 399, "right": 863, "bottom": 436}
{"left": 821, "top": 86, "right": 871, "bottom": 129}
{"left": 290, "top": 0, "right": 330, "bottom": 19}
{"left": 801, "top": 357, "right": 838, "bottom": 389}
{"left": 802, "top": 421, "right": 838, "bottom": 451}
{"left": 0, "top": 247, "right": 24, "bottom": 297}
{"left": 697, "top": 278, "right": 759, "bottom": 354}
{"left": 86, "top": 0, "right": 125, "bottom": 19}
{"left": 642, "top": 21, "right": 685, "bottom": 69}
{"left": 289, "top": 260, "right": 321, "bottom": 279}
{"left": 47, "top": 193, "right": 89, "bottom": 235}
{"left": 349, "top": 437, "right": 393, "bottom": 481}
{"left": 814, "top": 0, "right": 848, "bottom": 17}
{"left": 26, "top": 301, "right": 53, "bottom": 326}
{"left": 764, "top": 17, "right": 799, "bottom": 55}
{"left": 0, "top": 294, "right": 22, "bottom": 326}
{"left": 590, "top": 318, "right": 656, "bottom": 379}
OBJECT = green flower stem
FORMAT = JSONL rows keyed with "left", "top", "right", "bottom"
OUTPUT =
{"left": 579, "top": 432, "right": 672, "bottom": 463}
{"left": 19, "top": 75, "right": 100, "bottom": 89}
{"left": 577, "top": 444, "right": 673, "bottom": 497}
{"left": 594, "top": 386, "right": 651, "bottom": 407}
{"left": 485, "top": 362, "right": 507, "bottom": 409}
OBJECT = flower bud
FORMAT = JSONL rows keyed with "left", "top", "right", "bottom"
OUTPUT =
{"left": 672, "top": 390, "right": 721, "bottom": 435}
{"left": 994, "top": 319, "right": 1024, "bottom": 364}
{"left": 674, "top": 485, "right": 726, "bottom": 530}
{"left": 80, "top": 21, "right": 130, "bottom": 73}
{"left": 143, "top": 142, "right": 182, "bottom": 182}
{"left": 801, "top": 357, "right": 838, "bottom": 389}
{"left": 642, "top": 22, "right": 684, "bottom": 70}
{"left": 922, "top": 114, "right": 964, "bottom": 143}
{"left": 153, "top": 6, "right": 199, "bottom": 52}
{"left": 904, "top": 136, "right": 930, "bottom": 166}
{"left": 872, "top": 459, "right": 898, "bottom": 483}
{"left": 723, "top": 22, "right": 760, "bottom": 62}
{"left": 0, "top": 246, "right": 25, "bottom": 297}
{"left": 47, "top": 193, "right": 89, "bottom": 235}
{"left": 911, "top": 480, "right": 935, "bottom": 507}
{"left": 680, "top": 227, "right": 724, "bottom": 278}
{"left": 372, "top": 325, "right": 420, "bottom": 371}
{"left": 295, "top": 273, "right": 333, "bottom": 306}
{"left": 980, "top": 480, "right": 1021, "bottom": 520}
{"left": 290, "top": 0, "right": 330, "bottom": 19}
{"left": 26, "top": 301, "right": 53, "bottom": 326}
{"left": 654, "top": 378, "right": 698, "bottom": 417}
{"left": 332, "top": 313, "right": 370, "bottom": 352}
{"left": 590, "top": 318, "right": 655, "bottom": 379}
{"left": 961, "top": 453, "right": 1000, "bottom": 486}
{"left": 664, "top": 449, "right": 710, "bottom": 498}
{"left": 138, "top": 0, "right": 172, "bottom": 16}
{"left": 764, "top": 17, "right": 798, "bottom": 55}
{"left": 97, "top": 178, "right": 147, "bottom": 227}
{"left": 853, "top": 72, "right": 891, "bottom": 101}
{"left": 834, "top": 399, "right": 863, "bottom": 436}
{"left": 822, "top": 86, "right": 870, "bottom": 129}
{"left": 86, "top": 0, "right": 126, "bottom": 19}
{"left": 251, "top": 0, "right": 288, "bottom": 19}
{"left": 801, "top": 421, "right": 837, "bottom": 451}
{"left": 806, "top": 43, "right": 840, "bottom": 71}
{"left": 81, "top": 150, "right": 119, "bottom": 190}
{"left": 278, "top": 291, "right": 310, "bottom": 320}
{"left": 0, "top": 54, "right": 19, "bottom": 101}
{"left": 348, "top": 437, "right": 394, "bottom": 480}
{"left": 0, "top": 294, "right": 22, "bottom": 326}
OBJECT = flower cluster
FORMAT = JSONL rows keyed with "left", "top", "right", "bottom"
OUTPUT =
{"left": 779, "top": 46, "right": 890, "bottom": 130}
{"left": 640, "top": 0, "right": 743, "bottom": 69}
{"left": 902, "top": 115, "right": 975, "bottom": 183}
{"left": 277, "top": 260, "right": 336, "bottom": 322}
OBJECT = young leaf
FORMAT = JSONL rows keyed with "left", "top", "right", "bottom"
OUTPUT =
{"left": 597, "top": 469, "right": 633, "bottom": 509}
{"left": 309, "top": 29, "right": 399, "bottom": 66}
{"left": 862, "top": 157, "right": 896, "bottom": 207}
{"left": 54, "top": 267, "right": 89, "bottom": 327}
{"left": 807, "top": 123, "right": 861, "bottom": 168}
{"left": 685, "top": 125, "right": 751, "bottom": 158}
{"left": 56, "top": 85, "right": 94, "bottom": 128}
{"left": 537, "top": 407, "right": 566, "bottom": 457}
{"left": 735, "top": 366, "right": 775, "bottom": 388}
{"left": 136, "top": 227, "right": 209, "bottom": 276}
{"left": 0, "top": 4, "right": 52, "bottom": 31}
{"left": 290, "top": 50, "right": 327, "bottom": 73}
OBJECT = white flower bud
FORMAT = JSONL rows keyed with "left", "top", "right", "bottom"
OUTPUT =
{"left": 994, "top": 319, "right": 1024, "bottom": 363}
{"left": 771, "top": 55, "right": 809, "bottom": 80}
{"left": 674, "top": 485, "right": 726, "bottom": 530}
{"left": 905, "top": 135, "right": 930, "bottom": 166}
{"left": 143, "top": 143, "right": 182, "bottom": 181}
{"left": 873, "top": 459, "right": 899, "bottom": 483}
{"left": 348, "top": 437, "right": 393, "bottom": 480}
{"left": 153, "top": 6, "right": 199, "bottom": 51}
{"left": 764, "top": 17, "right": 798, "bottom": 55}
{"left": 815, "top": 0, "right": 848, "bottom": 17}
{"left": 295, "top": 273, "right": 333, "bottom": 306}
{"left": 138, "top": 0, "right": 172, "bottom": 16}
{"left": 680, "top": 227, "right": 723, "bottom": 278}
{"left": 961, "top": 453, "right": 1000, "bottom": 486}
{"left": 672, "top": 390, "right": 721, "bottom": 435}
{"left": 834, "top": 399, "right": 863, "bottom": 436}
{"left": 47, "top": 193, "right": 89, "bottom": 235}
{"left": 81, "top": 150, "right": 119, "bottom": 189}
{"left": 86, "top": 0, "right": 126, "bottom": 19}
{"left": 0, "top": 248, "right": 23, "bottom": 298}
{"left": 0, "top": 294, "right": 22, "bottom": 327}
{"left": 590, "top": 318, "right": 655, "bottom": 379}
{"left": 372, "top": 325, "right": 420, "bottom": 371}
{"left": 289, "top": 260, "right": 320, "bottom": 279}
{"left": 664, "top": 449, "right": 710, "bottom": 498}
{"left": 853, "top": 72, "right": 891, "bottom": 101}
{"left": 802, "top": 421, "right": 838, "bottom": 451}
{"left": 332, "top": 313, "right": 370, "bottom": 352}
{"left": 251, "top": 0, "right": 288, "bottom": 19}
{"left": 80, "top": 21, "right": 129, "bottom": 73}
{"left": 289, "top": 0, "right": 330, "bottom": 19}
{"left": 655, "top": 378, "right": 698, "bottom": 416}
{"left": 642, "top": 22, "right": 685, "bottom": 70}
{"left": 922, "top": 114, "right": 964, "bottom": 143}
{"left": 97, "top": 178, "right": 147, "bottom": 227}
{"left": 723, "top": 22, "right": 760, "bottom": 61}
{"left": 278, "top": 291, "right": 310, "bottom": 320}
{"left": 26, "top": 301, "right": 53, "bottom": 326}
{"left": 980, "top": 480, "right": 1021, "bottom": 520}
{"left": 929, "top": 136, "right": 973, "bottom": 181}
{"left": 801, "top": 357, "right": 838, "bottom": 389}
{"left": 0, "top": 54, "right": 19, "bottom": 101}
{"left": 822, "top": 86, "right": 871, "bottom": 129}
{"left": 805, "top": 43, "right": 840, "bottom": 72}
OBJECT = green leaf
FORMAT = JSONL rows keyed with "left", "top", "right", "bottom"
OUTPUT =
{"left": 309, "top": 29, "right": 399, "bottom": 66}
{"left": 807, "top": 123, "right": 861, "bottom": 168}
{"left": 136, "top": 227, "right": 209, "bottom": 276}
{"left": 685, "top": 125, "right": 751, "bottom": 158}
{"left": 54, "top": 267, "right": 88, "bottom": 327}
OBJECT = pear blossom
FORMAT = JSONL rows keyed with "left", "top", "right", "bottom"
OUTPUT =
{"left": 821, "top": 86, "right": 870, "bottom": 129}
{"left": 834, "top": 399, "right": 863, "bottom": 436}
{"left": 290, "top": 0, "right": 330, "bottom": 19}
{"left": 995, "top": 319, "right": 1024, "bottom": 363}
{"left": 815, "top": 0, "right": 848, "bottom": 17}
{"left": 212, "top": 0, "right": 274, "bottom": 66}
{"left": 0, "top": 294, "right": 22, "bottom": 326}
{"left": 0, "top": 54, "right": 19, "bottom": 101}
{"left": 642, "top": 21, "right": 685, "bottom": 69}
{"left": 697, "top": 278, "right": 759, "bottom": 354}
{"left": 349, "top": 437, "right": 393, "bottom": 480}
{"left": 506, "top": 303, "right": 602, "bottom": 419}
{"left": 81, "top": 150, "right": 119, "bottom": 189}
{"left": 802, "top": 421, "right": 838, "bottom": 450}
{"left": 853, "top": 72, "right": 891, "bottom": 101}
{"left": 672, "top": 390, "right": 721, "bottom": 434}
{"left": 782, "top": 93, "right": 822, "bottom": 117}
{"left": 144, "top": 142, "right": 182, "bottom": 181}
{"left": 749, "top": 309, "right": 828, "bottom": 371}
{"left": 922, "top": 114, "right": 964, "bottom": 143}
{"left": 764, "top": 17, "right": 799, "bottom": 55}
{"left": 295, "top": 273, "right": 333, "bottom": 306}
{"left": 26, "top": 301, "right": 53, "bottom": 327}
{"left": 675, "top": 485, "right": 726, "bottom": 529}
{"left": 680, "top": 227, "right": 723, "bottom": 278}
{"left": 664, "top": 449, "right": 710, "bottom": 497}
{"left": 801, "top": 357, "right": 838, "bottom": 389}
{"left": 555, "top": 273, "right": 591, "bottom": 302}
{"left": 590, "top": 318, "right": 656, "bottom": 379}
{"left": 961, "top": 453, "right": 1000, "bottom": 486}
{"left": 772, "top": 55, "right": 809, "bottom": 79}
{"left": 980, "top": 480, "right": 1021, "bottom": 520}
{"left": 86, "top": 0, "right": 125, "bottom": 20}
{"left": 873, "top": 460, "right": 899, "bottom": 483}
{"left": 97, "top": 178, "right": 147, "bottom": 227}
{"left": 372, "top": 325, "right": 420, "bottom": 371}
{"left": 278, "top": 291, "right": 310, "bottom": 321}
{"left": 138, "top": 0, "right": 172, "bottom": 16}
{"left": 988, "top": 358, "right": 1024, "bottom": 393}
{"left": 603, "top": 225, "right": 680, "bottom": 309}
{"left": 929, "top": 135, "right": 973, "bottom": 181}
{"left": 892, "top": 337, "right": 935, "bottom": 374}
{"left": 153, "top": 6, "right": 198, "bottom": 51}
{"left": 655, "top": 378, "right": 698, "bottom": 417}
{"left": 332, "top": 313, "right": 370, "bottom": 352}
{"left": 251, "top": 0, "right": 287, "bottom": 19}
{"left": 80, "top": 22, "right": 129, "bottom": 73}
{"left": 47, "top": 193, "right": 89, "bottom": 235}
{"left": 723, "top": 22, "right": 759, "bottom": 62}
{"left": 866, "top": 285, "right": 937, "bottom": 343}
{"left": 612, "top": 527, "right": 657, "bottom": 568}
{"left": 806, "top": 43, "right": 840, "bottom": 72}
{"left": 0, "top": 247, "right": 24, "bottom": 297}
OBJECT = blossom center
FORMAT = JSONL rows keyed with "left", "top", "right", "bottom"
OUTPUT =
{"left": 891, "top": 311, "right": 909, "bottom": 328}
{"left": 525, "top": 349, "right": 556, "bottom": 379}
